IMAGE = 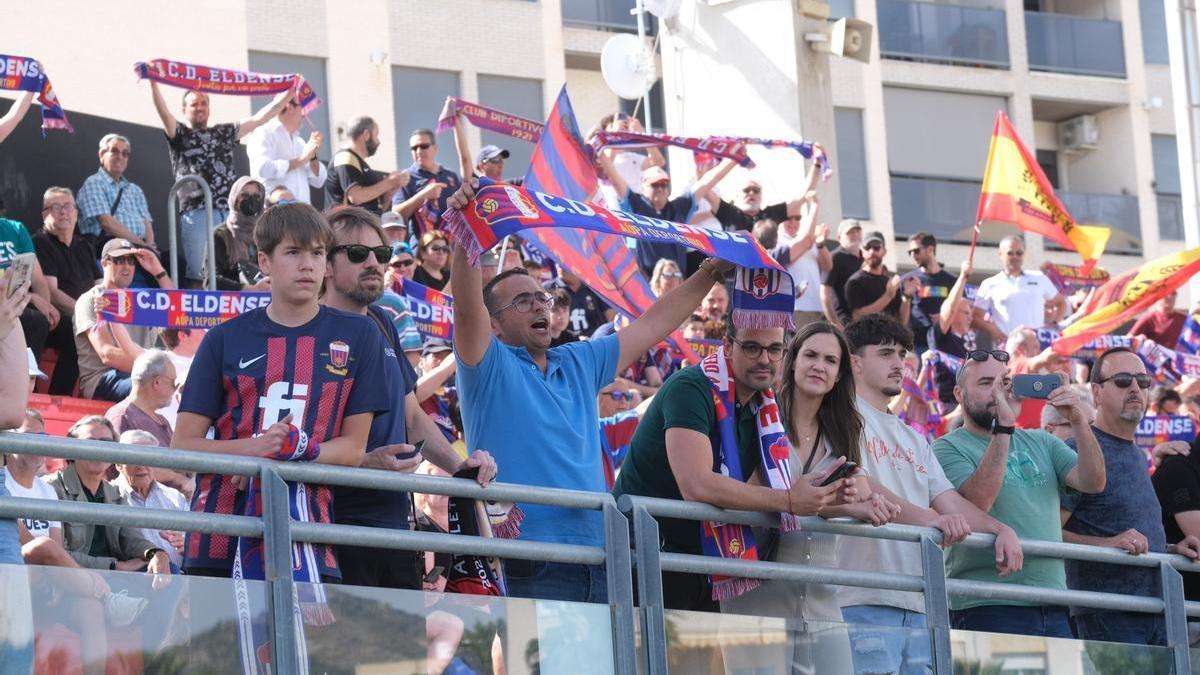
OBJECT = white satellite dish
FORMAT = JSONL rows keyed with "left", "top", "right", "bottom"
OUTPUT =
{"left": 601, "top": 33, "right": 658, "bottom": 100}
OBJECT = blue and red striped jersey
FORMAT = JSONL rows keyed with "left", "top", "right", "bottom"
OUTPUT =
{"left": 178, "top": 306, "right": 390, "bottom": 577}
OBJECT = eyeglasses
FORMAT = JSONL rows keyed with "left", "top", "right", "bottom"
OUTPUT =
{"left": 660, "top": 271, "right": 683, "bottom": 280}
{"left": 490, "top": 291, "right": 554, "bottom": 315}
{"left": 966, "top": 350, "right": 1010, "bottom": 363}
{"left": 389, "top": 258, "right": 416, "bottom": 269}
{"left": 608, "top": 391, "right": 633, "bottom": 402}
{"left": 105, "top": 255, "right": 136, "bottom": 267}
{"left": 732, "top": 339, "right": 786, "bottom": 361}
{"left": 43, "top": 203, "right": 76, "bottom": 214}
{"left": 330, "top": 244, "right": 391, "bottom": 264}
{"left": 426, "top": 244, "right": 450, "bottom": 254}
{"left": 106, "top": 149, "right": 131, "bottom": 157}
{"left": 1096, "top": 372, "right": 1152, "bottom": 389}
{"left": 742, "top": 186, "right": 761, "bottom": 195}
{"left": 411, "top": 143, "right": 433, "bottom": 151}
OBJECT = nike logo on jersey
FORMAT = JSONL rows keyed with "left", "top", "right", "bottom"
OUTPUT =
{"left": 239, "top": 354, "right": 266, "bottom": 369}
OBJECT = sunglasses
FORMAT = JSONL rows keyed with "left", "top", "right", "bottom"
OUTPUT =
{"left": 660, "top": 271, "right": 683, "bottom": 280}
{"left": 1096, "top": 372, "right": 1152, "bottom": 389}
{"left": 411, "top": 143, "right": 433, "bottom": 151}
{"left": 331, "top": 244, "right": 391, "bottom": 264}
{"left": 966, "top": 350, "right": 1010, "bottom": 363}
{"left": 389, "top": 258, "right": 416, "bottom": 269}
{"left": 742, "top": 186, "right": 761, "bottom": 195}
{"left": 608, "top": 391, "right": 634, "bottom": 402}
{"left": 426, "top": 244, "right": 450, "bottom": 254}
{"left": 483, "top": 157, "right": 505, "bottom": 165}
{"left": 864, "top": 243, "right": 884, "bottom": 251}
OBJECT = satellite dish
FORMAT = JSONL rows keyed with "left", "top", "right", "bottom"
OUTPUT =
{"left": 601, "top": 34, "right": 658, "bottom": 100}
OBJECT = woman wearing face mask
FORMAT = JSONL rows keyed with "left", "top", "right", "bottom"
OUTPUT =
{"left": 213, "top": 177, "right": 269, "bottom": 291}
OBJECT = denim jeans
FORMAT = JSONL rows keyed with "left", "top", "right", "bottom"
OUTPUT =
{"left": 505, "top": 561, "right": 608, "bottom": 604}
{"left": 1075, "top": 611, "right": 1166, "bottom": 646}
{"left": 0, "top": 481, "right": 33, "bottom": 674}
{"left": 180, "top": 207, "right": 227, "bottom": 284}
{"left": 842, "top": 605, "right": 932, "bottom": 675}
{"left": 92, "top": 369, "right": 132, "bottom": 402}
{"left": 952, "top": 604, "right": 1074, "bottom": 638}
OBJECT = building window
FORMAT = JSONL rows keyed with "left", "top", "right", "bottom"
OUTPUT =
{"left": 248, "top": 52, "right": 332, "bottom": 162}
{"left": 829, "top": 0, "right": 855, "bottom": 19}
{"left": 1140, "top": 0, "right": 1170, "bottom": 65}
{"left": 476, "top": 75, "right": 545, "bottom": 177}
{"left": 392, "top": 66, "right": 461, "bottom": 171}
{"left": 1036, "top": 149, "right": 1059, "bottom": 189}
{"left": 1152, "top": 134, "right": 1184, "bottom": 240}
{"left": 834, "top": 107, "right": 870, "bottom": 219}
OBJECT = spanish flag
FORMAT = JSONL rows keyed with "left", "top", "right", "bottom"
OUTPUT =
{"left": 1053, "top": 246, "right": 1200, "bottom": 354}
{"left": 975, "top": 112, "right": 1111, "bottom": 273}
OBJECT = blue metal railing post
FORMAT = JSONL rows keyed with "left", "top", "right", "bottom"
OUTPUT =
{"left": 1160, "top": 560, "right": 1192, "bottom": 673}
{"left": 603, "top": 499, "right": 638, "bottom": 674}
{"left": 261, "top": 468, "right": 301, "bottom": 674}
{"left": 921, "top": 535, "right": 953, "bottom": 673}
{"left": 631, "top": 505, "right": 668, "bottom": 674}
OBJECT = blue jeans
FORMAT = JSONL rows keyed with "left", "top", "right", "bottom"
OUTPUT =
{"left": 0, "top": 481, "right": 33, "bottom": 674}
{"left": 505, "top": 561, "right": 608, "bottom": 604}
{"left": 92, "top": 369, "right": 132, "bottom": 402}
{"left": 1075, "top": 611, "right": 1166, "bottom": 646}
{"left": 842, "top": 605, "right": 932, "bottom": 675}
{"left": 952, "top": 604, "right": 1074, "bottom": 638}
{"left": 181, "top": 207, "right": 227, "bottom": 284}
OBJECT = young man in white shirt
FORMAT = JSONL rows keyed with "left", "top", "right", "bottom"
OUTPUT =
{"left": 840, "top": 313, "right": 1023, "bottom": 675}
{"left": 973, "top": 235, "right": 1066, "bottom": 342}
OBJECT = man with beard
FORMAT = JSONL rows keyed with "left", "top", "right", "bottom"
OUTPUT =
{"left": 325, "top": 115, "right": 410, "bottom": 214}
{"left": 1058, "top": 348, "right": 1185, "bottom": 645}
{"left": 845, "top": 231, "right": 918, "bottom": 326}
{"left": 933, "top": 349, "right": 1104, "bottom": 637}
{"left": 322, "top": 207, "right": 496, "bottom": 588}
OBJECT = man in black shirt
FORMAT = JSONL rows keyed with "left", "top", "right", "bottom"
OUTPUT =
{"left": 33, "top": 188, "right": 100, "bottom": 395}
{"left": 325, "top": 115, "right": 409, "bottom": 214}
{"left": 1152, "top": 434, "right": 1200, "bottom": 608}
{"left": 902, "top": 232, "right": 958, "bottom": 356}
{"left": 845, "top": 231, "right": 918, "bottom": 326}
{"left": 710, "top": 155, "right": 820, "bottom": 232}
{"left": 821, "top": 219, "right": 864, "bottom": 328}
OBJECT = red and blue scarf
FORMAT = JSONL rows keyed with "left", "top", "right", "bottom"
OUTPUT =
{"left": 437, "top": 96, "right": 544, "bottom": 143}
{"left": 134, "top": 59, "right": 321, "bottom": 114}
{"left": 0, "top": 55, "right": 71, "bottom": 135}
{"left": 699, "top": 346, "right": 798, "bottom": 600}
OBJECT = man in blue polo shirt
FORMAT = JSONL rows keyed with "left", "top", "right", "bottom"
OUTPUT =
{"left": 392, "top": 128, "right": 460, "bottom": 235}
{"left": 448, "top": 178, "right": 731, "bottom": 603}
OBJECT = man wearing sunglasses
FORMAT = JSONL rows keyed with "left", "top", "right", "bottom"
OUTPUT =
{"left": 933, "top": 348, "right": 1104, "bottom": 638}
{"left": 845, "top": 231, "right": 919, "bottom": 325}
{"left": 321, "top": 207, "right": 495, "bottom": 589}
{"left": 707, "top": 147, "right": 822, "bottom": 233}
{"left": 1059, "top": 348, "right": 1193, "bottom": 645}
{"left": 393, "top": 128, "right": 460, "bottom": 233}
{"left": 973, "top": 235, "right": 1066, "bottom": 344}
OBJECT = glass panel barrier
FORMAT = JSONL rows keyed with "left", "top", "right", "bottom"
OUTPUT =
{"left": 952, "top": 628, "right": 1177, "bottom": 675}
{"left": 302, "top": 580, "right": 616, "bottom": 674}
{"left": 878, "top": 0, "right": 1010, "bottom": 68}
{"left": 1025, "top": 12, "right": 1127, "bottom": 78}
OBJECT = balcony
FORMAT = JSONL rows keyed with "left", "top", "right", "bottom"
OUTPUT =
{"left": 878, "top": 0, "right": 1010, "bottom": 68}
{"left": 890, "top": 174, "right": 1004, "bottom": 244}
{"left": 1158, "top": 193, "right": 1185, "bottom": 240}
{"left": 1025, "top": 11, "right": 1127, "bottom": 78}
{"left": 562, "top": 0, "right": 647, "bottom": 33}
{"left": 1058, "top": 191, "right": 1142, "bottom": 253}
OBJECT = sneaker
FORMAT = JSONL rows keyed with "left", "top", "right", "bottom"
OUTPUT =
{"left": 103, "top": 590, "right": 148, "bottom": 627}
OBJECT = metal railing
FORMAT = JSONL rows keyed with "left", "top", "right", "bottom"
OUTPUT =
{"left": 5, "top": 431, "right": 1200, "bottom": 673}
{"left": 166, "top": 174, "right": 218, "bottom": 289}
{"left": 1025, "top": 11, "right": 1127, "bottom": 78}
{"left": 878, "top": 0, "right": 1011, "bottom": 68}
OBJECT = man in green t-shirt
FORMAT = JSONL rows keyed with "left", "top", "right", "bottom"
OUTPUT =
{"left": 612, "top": 320, "right": 845, "bottom": 612}
{"left": 933, "top": 350, "right": 1104, "bottom": 637}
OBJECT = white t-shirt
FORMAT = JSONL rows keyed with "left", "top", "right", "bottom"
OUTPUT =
{"left": 837, "top": 396, "right": 956, "bottom": 613}
{"left": 776, "top": 228, "right": 823, "bottom": 312}
{"left": 974, "top": 270, "right": 1059, "bottom": 335}
{"left": 3, "top": 468, "right": 60, "bottom": 539}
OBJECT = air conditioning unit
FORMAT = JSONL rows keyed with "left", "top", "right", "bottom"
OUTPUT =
{"left": 1057, "top": 115, "right": 1099, "bottom": 152}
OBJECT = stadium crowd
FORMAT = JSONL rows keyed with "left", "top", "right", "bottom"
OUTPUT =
{"left": 1, "top": 74, "right": 1200, "bottom": 675}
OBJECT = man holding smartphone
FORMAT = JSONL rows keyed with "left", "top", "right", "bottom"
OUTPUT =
{"left": 321, "top": 206, "right": 495, "bottom": 589}
{"left": 933, "top": 349, "right": 1105, "bottom": 637}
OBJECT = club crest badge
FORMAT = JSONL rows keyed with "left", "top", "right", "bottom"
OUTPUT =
{"left": 326, "top": 340, "right": 350, "bottom": 376}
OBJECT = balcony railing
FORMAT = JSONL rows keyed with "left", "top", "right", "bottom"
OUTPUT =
{"left": 890, "top": 174, "right": 997, "bottom": 243}
{"left": 1025, "top": 11, "right": 1127, "bottom": 78}
{"left": 1158, "top": 193, "right": 1185, "bottom": 241}
{"left": 878, "top": 0, "right": 1010, "bottom": 68}
{"left": 1058, "top": 191, "right": 1142, "bottom": 253}
{"left": 562, "top": 0, "right": 654, "bottom": 33}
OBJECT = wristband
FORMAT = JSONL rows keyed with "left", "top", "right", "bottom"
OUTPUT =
{"left": 991, "top": 419, "right": 1015, "bottom": 436}
{"left": 267, "top": 425, "right": 322, "bottom": 462}
{"left": 154, "top": 270, "right": 168, "bottom": 280}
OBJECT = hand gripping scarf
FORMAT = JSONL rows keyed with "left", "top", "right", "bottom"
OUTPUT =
{"left": 0, "top": 55, "right": 72, "bottom": 135}
{"left": 445, "top": 468, "right": 507, "bottom": 596}
{"left": 699, "top": 345, "right": 798, "bottom": 600}
{"left": 233, "top": 427, "right": 330, "bottom": 675}
{"left": 134, "top": 59, "right": 321, "bottom": 114}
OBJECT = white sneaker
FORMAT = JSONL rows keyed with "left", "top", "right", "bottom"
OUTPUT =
{"left": 103, "top": 590, "right": 148, "bottom": 627}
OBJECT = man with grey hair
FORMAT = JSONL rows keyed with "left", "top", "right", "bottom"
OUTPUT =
{"left": 103, "top": 349, "right": 176, "bottom": 447}
{"left": 114, "top": 430, "right": 189, "bottom": 570}
{"left": 325, "top": 115, "right": 409, "bottom": 214}
{"left": 77, "top": 133, "right": 155, "bottom": 250}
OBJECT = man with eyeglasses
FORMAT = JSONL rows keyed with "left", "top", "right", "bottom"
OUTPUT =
{"left": 27, "top": 188, "right": 89, "bottom": 393}
{"left": 845, "top": 231, "right": 918, "bottom": 326}
{"left": 901, "top": 232, "right": 957, "bottom": 356}
{"left": 73, "top": 239, "right": 172, "bottom": 401}
{"left": 320, "top": 206, "right": 495, "bottom": 589}
{"left": 77, "top": 134, "right": 155, "bottom": 250}
{"left": 1058, "top": 348, "right": 1191, "bottom": 645}
{"left": 393, "top": 128, "right": 460, "bottom": 234}
{"left": 449, "top": 176, "right": 741, "bottom": 603}
{"left": 932, "top": 347, "right": 1104, "bottom": 638}
{"left": 247, "top": 92, "right": 326, "bottom": 205}
{"left": 973, "top": 235, "right": 1066, "bottom": 344}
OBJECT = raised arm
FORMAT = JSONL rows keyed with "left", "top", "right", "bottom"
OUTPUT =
{"left": 692, "top": 158, "right": 738, "bottom": 205}
{"left": 446, "top": 178, "right": 493, "bottom": 366}
{"left": 617, "top": 258, "right": 731, "bottom": 374}
{"left": 784, "top": 192, "right": 820, "bottom": 261}
{"left": 148, "top": 81, "right": 178, "bottom": 139}
{"left": 938, "top": 259, "right": 973, "bottom": 334}
{"left": 783, "top": 149, "right": 823, "bottom": 217}
{"left": 452, "top": 112, "right": 473, "bottom": 179}
{"left": 598, "top": 149, "right": 630, "bottom": 202}
{"left": 0, "top": 91, "right": 35, "bottom": 145}
{"left": 237, "top": 84, "right": 295, "bottom": 140}
{"left": 951, "top": 386, "right": 1016, "bottom": 512}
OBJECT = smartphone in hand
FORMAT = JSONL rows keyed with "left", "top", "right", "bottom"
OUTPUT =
{"left": 1013, "top": 374, "right": 1061, "bottom": 400}
{"left": 819, "top": 460, "right": 858, "bottom": 487}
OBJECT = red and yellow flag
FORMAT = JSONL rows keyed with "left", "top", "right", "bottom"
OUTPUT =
{"left": 975, "top": 112, "right": 1110, "bottom": 272}
{"left": 1053, "top": 246, "right": 1200, "bottom": 354}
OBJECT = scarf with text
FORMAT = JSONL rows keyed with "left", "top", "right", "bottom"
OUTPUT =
{"left": 399, "top": 278, "right": 454, "bottom": 341}
{"left": 1041, "top": 262, "right": 1110, "bottom": 294}
{"left": 1037, "top": 329, "right": 1200, "bottom": 381}
{"left": 442, "top": 178, "right": 794, "bottom": 330}
{"left": 97, "top": 288, "right": 271, "bottom": 328}
{"left": 1135, "top": 416, "right": 1197, "bottom": 454}
{"left": 699, "top": 346, "right": 797, "bottom": 600}
{"left": 1178, "top": 314, "right": 1200, "bottom": 356}
{"left": 445, "top": 468, "right": 507, "bottom": 596}
{"left": 0, "top": 55, "right": 71, "bottom": 134}
{"left": 134, "top": 59, "right": 320, "bottom": 114}
{"left": 437, "top": 96, "right": 544, "bottom": 143}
